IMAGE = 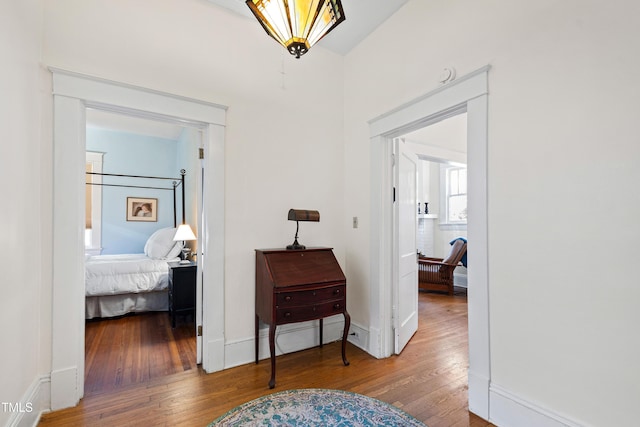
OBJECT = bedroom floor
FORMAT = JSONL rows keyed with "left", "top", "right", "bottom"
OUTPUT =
{"left": 84, "top": 311, "right": 196, "bottom": 396}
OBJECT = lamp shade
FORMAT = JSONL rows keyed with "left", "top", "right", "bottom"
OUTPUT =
{"left": 173, "top": 224, "right": 197, "bottom": 241}
{"left": 288, "top": 209, "right": 320, "bottom": 222}
{"left": 246, "top": 0, "right": 346, "bottom": 58}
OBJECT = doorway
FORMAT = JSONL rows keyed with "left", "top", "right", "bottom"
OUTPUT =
{"left": 50, "top": 69, "right": 227, "bottom": 410}
{"left": 368, "top": 66, "right": 490, "bottom": 418}
{"left": 83, "top": 108, "right": 201, "bottom": 393}
{"left": 392, "top": 112, "right": 468, "bottom": 356}
{"left": 391, "top": 112, "right": 468, "bottom": 355}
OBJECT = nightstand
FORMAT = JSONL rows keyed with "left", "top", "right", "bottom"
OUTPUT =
{"left": 168, "top": 261, "right": 196, "bottom": 328}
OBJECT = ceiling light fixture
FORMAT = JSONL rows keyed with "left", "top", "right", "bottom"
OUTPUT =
{"left": 246, "top": 0, "right": 346, "bottom": 58}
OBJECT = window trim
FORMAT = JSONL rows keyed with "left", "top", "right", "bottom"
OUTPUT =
{"left": 85, "top": 151, "right": 104, "bottom": 255}
{"left": 439, "top": 164, "right": 468, "bottom": 227}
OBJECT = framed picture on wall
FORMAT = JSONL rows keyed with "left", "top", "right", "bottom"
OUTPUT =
{"left": 127, "top": 197, "right": 158, "bottom": 222}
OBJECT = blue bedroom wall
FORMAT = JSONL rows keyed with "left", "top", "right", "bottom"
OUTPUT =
{"left": 177, "top": 128, "right": 199, "bottom": 227}
{"left": 86, "top": 128, "right": 182, "bottom": 254}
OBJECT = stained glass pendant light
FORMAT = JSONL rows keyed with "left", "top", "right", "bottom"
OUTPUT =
{"left": 246, "top": 0, "right": 346, "bottom": 58}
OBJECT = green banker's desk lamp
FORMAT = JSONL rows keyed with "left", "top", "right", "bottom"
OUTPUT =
{"left": 286, "top": 209, "right": 320, "bottom": 250}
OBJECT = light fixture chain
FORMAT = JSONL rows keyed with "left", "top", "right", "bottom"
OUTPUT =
{"left": 281, "top": 51, "right": 286, "bottom": 90}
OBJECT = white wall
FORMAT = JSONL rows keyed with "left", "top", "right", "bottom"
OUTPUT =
{"left": 344, "top": 0, "right": 640, "bottom": 425}
{"left": 42, "top": 0, "right": 345, "bottom": 344}
{"left": 12, "top": 0, "right": 639, "bottom": 424}
{"left": 0, "top": 0, "right": 50, "bottom": 425}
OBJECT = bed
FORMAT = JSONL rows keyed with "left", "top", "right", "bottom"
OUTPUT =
{"left": 85, "top": 227, "right": 184, "bottom": 319}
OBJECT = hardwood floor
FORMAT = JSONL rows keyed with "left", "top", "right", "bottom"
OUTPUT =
{"left": 40, "top": 290, "right": 493, "bottom": 426}
{"left": 84, "top": 311, "right": 197, "bottom": 396}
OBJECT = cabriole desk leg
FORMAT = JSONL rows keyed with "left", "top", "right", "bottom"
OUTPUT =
{"left": 255, "top": 314, "right": 259, "bottom": 364}
{"left": 268, "top": 323, "right": 276, "bottom": 389}
{"left": 342, "top": 311, "right": 351, "bottom": 366}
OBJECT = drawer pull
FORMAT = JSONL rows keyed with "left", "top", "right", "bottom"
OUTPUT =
{"left": 334, "top": 303, "right": 341, "bottom": 310}
{"left": 284, "top": 312, "right": 291, "bottom": 318}
{"left": 284, "top": 296, "right": 292, "bottom": 302}
{"left": 334, "top": 289, "right": 341, "bottom": 295}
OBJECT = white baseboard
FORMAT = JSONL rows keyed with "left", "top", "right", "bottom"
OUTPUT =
{"left": 6, "top": 375, "right": 50, "bottom": 427}
{"left": 490, "top": 383, "right": 583, "bottom": 427}
{"left": 346, "top": 321, "right": 368, "bottom": 353}
{"left": 224, "top": 316, "right": 351, "bottom": 370}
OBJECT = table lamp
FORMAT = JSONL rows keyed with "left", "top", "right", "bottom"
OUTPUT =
{"left": 286, "top": 209, "right": 319, "bottom": 250}
{"left": 173, "top": 223, "right": 197, "bottom": 264}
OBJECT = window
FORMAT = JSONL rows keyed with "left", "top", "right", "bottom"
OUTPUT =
{"left": 441, "top": 165, "right": 467, "bottom": 225}
{"left": 85, "top": 151, "right": 104, "bottom": 255}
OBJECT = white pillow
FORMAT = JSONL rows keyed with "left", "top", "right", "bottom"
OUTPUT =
{"left": 165, "top": 239, "right": 184, "bottom": 259}
{"left": 144, "top": 227, "right": 183, "bottom": 259}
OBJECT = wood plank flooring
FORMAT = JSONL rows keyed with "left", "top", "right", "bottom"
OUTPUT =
{"left": 40, "top": 290, "right": 493, "bottom": 427}
{"left": 84, "top": 311, "right": 197, "bottom": 396}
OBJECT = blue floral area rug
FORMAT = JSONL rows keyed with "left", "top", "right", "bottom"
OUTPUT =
{"left": 209, "top": 388, "right": 426, "bottom": 426}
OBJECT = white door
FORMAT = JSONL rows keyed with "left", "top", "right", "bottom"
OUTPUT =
{"left": 393, "top": 137, "right": 419, "bottom": 354}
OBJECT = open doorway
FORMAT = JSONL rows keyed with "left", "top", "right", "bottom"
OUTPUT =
{"left": 82, "top": 109, "right": 201, "bottom": 394}
{"left": 391, "top": 113, "right": 468, "bottom": 354}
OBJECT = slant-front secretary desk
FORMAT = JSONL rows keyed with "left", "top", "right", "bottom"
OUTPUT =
{"left": 255, "top": 247, "right": 350, "bottom": 388}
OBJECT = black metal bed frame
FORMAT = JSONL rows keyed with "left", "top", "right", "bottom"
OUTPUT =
{"left": 85, "top": 169, "right": 187, "bottom": 227}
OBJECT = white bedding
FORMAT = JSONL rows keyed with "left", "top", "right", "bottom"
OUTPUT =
{"left": 85, "top": 253, "right": 175, "bottom": 297}
{"left": 85, "top": 291, "right": 168, "bottom": 319}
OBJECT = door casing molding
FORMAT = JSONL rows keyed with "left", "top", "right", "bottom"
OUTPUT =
{"left": 368, "top": 65, "right": 491, "bottom": 419}
{"left": 50, "top": 68, "right": 227, "bottom": 410}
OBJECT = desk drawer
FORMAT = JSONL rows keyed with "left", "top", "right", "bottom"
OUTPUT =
{"left": 276, "top": 284, "right": 345, "bottom": 307}
{"left": 276, "top": 299, "right": 346, "bottom": 324}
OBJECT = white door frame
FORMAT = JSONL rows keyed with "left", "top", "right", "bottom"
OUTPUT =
{"left": 50, "top": 68, "right": 227, "bottom": 410}
{"left": 368, "top": 66, "right": 491, "bottom": 418}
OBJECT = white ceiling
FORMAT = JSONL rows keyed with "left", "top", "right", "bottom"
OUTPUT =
{"left": 207, "top": 0, "right": 409, "bottom": 55}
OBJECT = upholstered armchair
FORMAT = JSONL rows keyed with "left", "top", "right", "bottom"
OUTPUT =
{"left": 418, "top": 239, "right": 467, "bottom": 295}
